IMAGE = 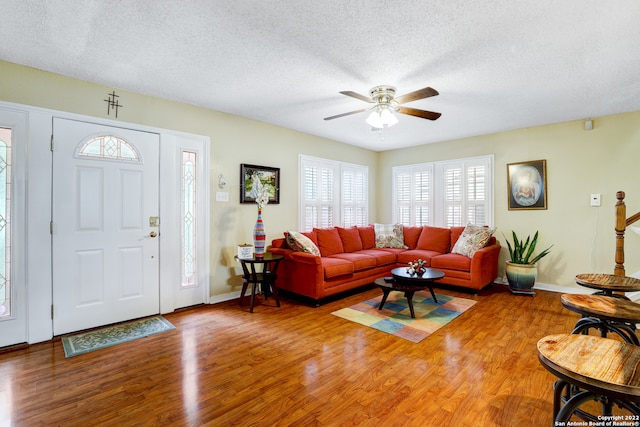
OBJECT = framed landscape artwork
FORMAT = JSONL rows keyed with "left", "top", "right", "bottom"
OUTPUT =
{"left": 240, "top": 163, "right": 280, "bottom": 204}
{"left": 507, "top": 159, "right": 547, "bottom": 210}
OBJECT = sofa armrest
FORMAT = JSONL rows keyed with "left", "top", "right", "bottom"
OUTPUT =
{"left": 469, "top": 242, "right": 501, "bottom": 287}
{"left": 269, "top": 246, "right": 292, "bottom": 256}
{"left": 290, "top": 251, "right": 322, "bottom": 265}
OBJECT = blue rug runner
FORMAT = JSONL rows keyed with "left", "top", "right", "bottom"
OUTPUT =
{"left": 61, "top": 315, "right": 175, "bottom": 358}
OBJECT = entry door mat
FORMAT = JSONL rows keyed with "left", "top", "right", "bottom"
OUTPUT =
{"left": 331, "top": 291, "right": 477, "bottom": 343}
{"left": 61, "top": 315, "right": 176, "bottom": 358}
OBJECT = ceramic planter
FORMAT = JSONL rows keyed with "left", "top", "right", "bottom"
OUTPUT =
{"left": 505, "top": 261, "right": 537, "bottom": 295}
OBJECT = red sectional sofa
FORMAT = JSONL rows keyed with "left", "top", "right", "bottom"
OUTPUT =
{"left": 268, "top": 225, "right": 501, "bottom": 304}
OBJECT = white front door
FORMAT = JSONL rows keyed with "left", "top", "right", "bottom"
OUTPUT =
{"left": 52, "top": 118, "right": 160, "bottom": 335}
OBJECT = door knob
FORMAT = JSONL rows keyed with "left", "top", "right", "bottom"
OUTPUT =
{"left": 149, "top": 231, "right": 158, "bottom": 238}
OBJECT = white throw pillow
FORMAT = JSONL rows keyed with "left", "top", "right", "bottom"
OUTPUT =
{"left": 374, "top": 223, "right": 408, "bottom": 249}
{"left": 285, "top": 231, "right": 321, "bottom": 256}
{"left": 451, "top": 224, "right": 496, "bottom": 258}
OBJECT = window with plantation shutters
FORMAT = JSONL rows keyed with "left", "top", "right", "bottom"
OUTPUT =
{"left": 341, "top": 164, "right": 368, "bottom": 227}
{"left": 393, "top": 165, "right": 433, "bottom": 226}
{"left": 299, "top": 155, "right": 368, "bottom": 231}
{"left": 393, "top": 156, "right": 493, "bottom": 227}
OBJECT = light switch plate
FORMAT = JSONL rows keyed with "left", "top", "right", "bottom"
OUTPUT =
{"left": 590, "top": 193, "right": 601, "bottom": 206}
{"left": 216, "top": 191, "right": 229, "bottom": 202}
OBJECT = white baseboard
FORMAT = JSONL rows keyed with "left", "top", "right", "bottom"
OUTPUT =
{"left": 495, "top": 280, "right": 640, "bottom": 302}
{"left": 209, "top": 291, "right": 242, "bottom": 304}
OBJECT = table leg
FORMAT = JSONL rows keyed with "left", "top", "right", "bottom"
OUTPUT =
{"left": 249, "top": 283, "right": 257, "bottom": 313}
{"left": 428, "top": 286, "right": 438, "bottom": 304}
{"left": 405, "top": 290, "right": 416, "bottom": 319}
{"left": 239, "top": 282, "right": 248, "bottom": 307}
{"left": 378, "top": 288, "right": 391, "bottom": 310}
{"left": 270, "top": 283, "right": 281, "bottom": 307}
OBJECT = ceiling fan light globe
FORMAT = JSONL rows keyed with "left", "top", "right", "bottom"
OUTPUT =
{"left": 380, "top": 108, "right": 398, "bottom": 126}
{"left": 366, "top": 110, "right": 384, "bottom": 128}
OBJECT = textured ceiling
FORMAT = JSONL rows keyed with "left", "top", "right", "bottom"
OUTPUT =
{"left": 1, "top": 1, "right": 640, "bottom": 151}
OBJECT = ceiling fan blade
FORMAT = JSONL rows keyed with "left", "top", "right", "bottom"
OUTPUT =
{"left": 394, "top": 87, "right": 439, "bottom": 105}
{"left": 324, "top": 109, "right": 367, "bottom": 121}
{"left": 397, "top": 106, "right": 441, "bottom": 121}
{"left": 339, "top": 91, "right": 375, "bottom": 103}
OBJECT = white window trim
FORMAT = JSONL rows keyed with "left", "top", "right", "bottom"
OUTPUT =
{"left": 393, "top": 155, "right": 494, "bottom": 227}
{"left": 298, "top": 154, "right": 368, "bottom": 231}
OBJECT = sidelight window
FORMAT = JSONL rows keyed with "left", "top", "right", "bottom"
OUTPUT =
{"left": 0, "top": 128, "right": 11, "bottom": 318}
{"left": 181, "top": 151, "right": 197, "bottom": 288}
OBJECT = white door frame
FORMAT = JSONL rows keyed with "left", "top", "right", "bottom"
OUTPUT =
{"left": 0, "top": 100, "right": 210, "bottom": 345}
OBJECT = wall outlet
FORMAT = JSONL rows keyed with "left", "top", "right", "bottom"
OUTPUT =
{"left": 590, "top": 193, "right": 601, "bottom": 207}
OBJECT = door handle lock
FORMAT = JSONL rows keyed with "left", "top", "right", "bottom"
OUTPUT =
{"left": 149, "top": 231, "right": 158, "bottom": 238}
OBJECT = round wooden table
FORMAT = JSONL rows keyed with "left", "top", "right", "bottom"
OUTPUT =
{"left": 561, "top": 293, "right": 640, "bottom": 345}
{"left": 538, "top": 334, "right": 640, "bottom": 422}
{"left": 575, "top": 273, "right": 640, "bottom": 300}
{"left": 373, "top": 267, "right": 445, "bottom": 318}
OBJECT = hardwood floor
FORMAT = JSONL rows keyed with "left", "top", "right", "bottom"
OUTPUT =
{"left": 0, "top": 284, "right": 589, "bottom": 426}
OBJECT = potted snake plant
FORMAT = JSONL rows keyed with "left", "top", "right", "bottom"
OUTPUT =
{"left": 504, "top": 231, "right": 552, "bottom": 295}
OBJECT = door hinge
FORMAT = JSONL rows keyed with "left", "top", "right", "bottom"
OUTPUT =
{"left": 50, "top": 134, "right": 54, "bottom": 151}
{"left": 50, "top": 221, "right": 53, "bottom": 234}
{"left": 51, "top": 304, "right": 54, "bottom": 319}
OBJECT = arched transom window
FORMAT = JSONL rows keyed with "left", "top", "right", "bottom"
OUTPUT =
{"left": 78, "top": 135, "right": 140, "bottom": 162}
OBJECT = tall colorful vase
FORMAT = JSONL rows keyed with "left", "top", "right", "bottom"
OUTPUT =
{"left": 253, "top": 209, "right": 266, "bottom": 258}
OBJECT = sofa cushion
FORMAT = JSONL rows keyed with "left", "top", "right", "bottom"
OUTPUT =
{"left": 417, "top": 226, "right": 451, "bottom": 253}
{"left": 374, "top": 223, "right": 408, "bottom": 249}
{"left": 451, "top": 225, "right": 496, "bottom": 258}
{"left": 450, "top": 226, "right": 466, "bottom": 251}
{"left": 337, "top": 226, "right": 363, "bottom": 252}
{"left": 285, "top": 230, "right": 321, "bottom": 256}
{"left": 302, "top": 229, "right": 318, "bottom": 244}
{"left": 431, "top": 253, "right": 471, "bottom": 272}
{"left": 355, "top": 249, "right": 397, "bottom": 266}
{"left": 329, "top": 253, "right": 376, "bottom": 272}
{"left": 397, "top": 249, "right": 440, "bottom": 265}
{"left": 321, "top": 256, "right": 354, "bottom": 279}
{"left": 314, "top": 227, "right": 344, "bottom": 256}
{"left": 357, "top": 225, "right": 376, "bottom": 250}
{"left": 403, "top": 226, "right": 423, "bottom": 249}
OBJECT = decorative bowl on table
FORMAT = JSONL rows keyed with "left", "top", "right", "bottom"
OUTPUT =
{"left": 407, "top": 259, "right": 427, "bottom": 276}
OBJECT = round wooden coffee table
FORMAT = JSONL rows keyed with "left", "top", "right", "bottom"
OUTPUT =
{"left": 374, "top": 267, "right": 445, "bottom": 319}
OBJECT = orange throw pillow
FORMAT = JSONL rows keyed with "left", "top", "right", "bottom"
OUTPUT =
{"left": 314, "top": 228, "right": 345, "bottom": 256}
{"left": 337, "top": 227, "right": 363, "bottom": 252}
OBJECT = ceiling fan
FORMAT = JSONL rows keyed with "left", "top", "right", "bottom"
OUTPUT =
{"left": 324, "top": 85, "right": 441, "bottom": 128}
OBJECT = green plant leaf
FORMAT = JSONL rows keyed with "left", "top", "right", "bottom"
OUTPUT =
{"left": 504, "top": 230, "right": 552, "bottom": 265}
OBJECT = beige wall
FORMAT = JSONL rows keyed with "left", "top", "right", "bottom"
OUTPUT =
{"left": 2, "top": 59, "right": 639, "bottom": 296}
{"left": 0, "top": 60, "right": 378, "bottom": 298}
{"left": 378, "top": 112, "right": 640, "bottom": 288}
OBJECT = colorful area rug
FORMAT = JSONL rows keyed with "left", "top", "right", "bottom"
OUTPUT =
{"left": 332, "top": 291, "right": 476, "bottom": 343}
{"left": 61, "top": 315, "right": 175, "bottom": 358}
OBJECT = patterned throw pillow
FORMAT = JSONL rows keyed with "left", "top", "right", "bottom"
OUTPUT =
{"left": 286, "top": 230, "right": 321, "bottom": 256}
{"left": 451, "top": 224, "right": 496, "bottom": 258}
{"left": 374, "top": 223, "right": 408, "bottom": 249}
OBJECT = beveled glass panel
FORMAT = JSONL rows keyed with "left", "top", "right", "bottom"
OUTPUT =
{"left": 78, "top": 135, "right": 140, "bottom": 162}
{"left": 0, "top": 128, "right": 10, "bottom": 318}
{"left": 181, "top": 151, "right": 197, "bottom": 288}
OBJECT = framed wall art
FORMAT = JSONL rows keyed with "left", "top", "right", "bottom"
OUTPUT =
{"left": 507, "top": 159, "right": 547, "bottom": 210}
{"left": 240, "top": 163, "right": 280, "bottom": 204}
